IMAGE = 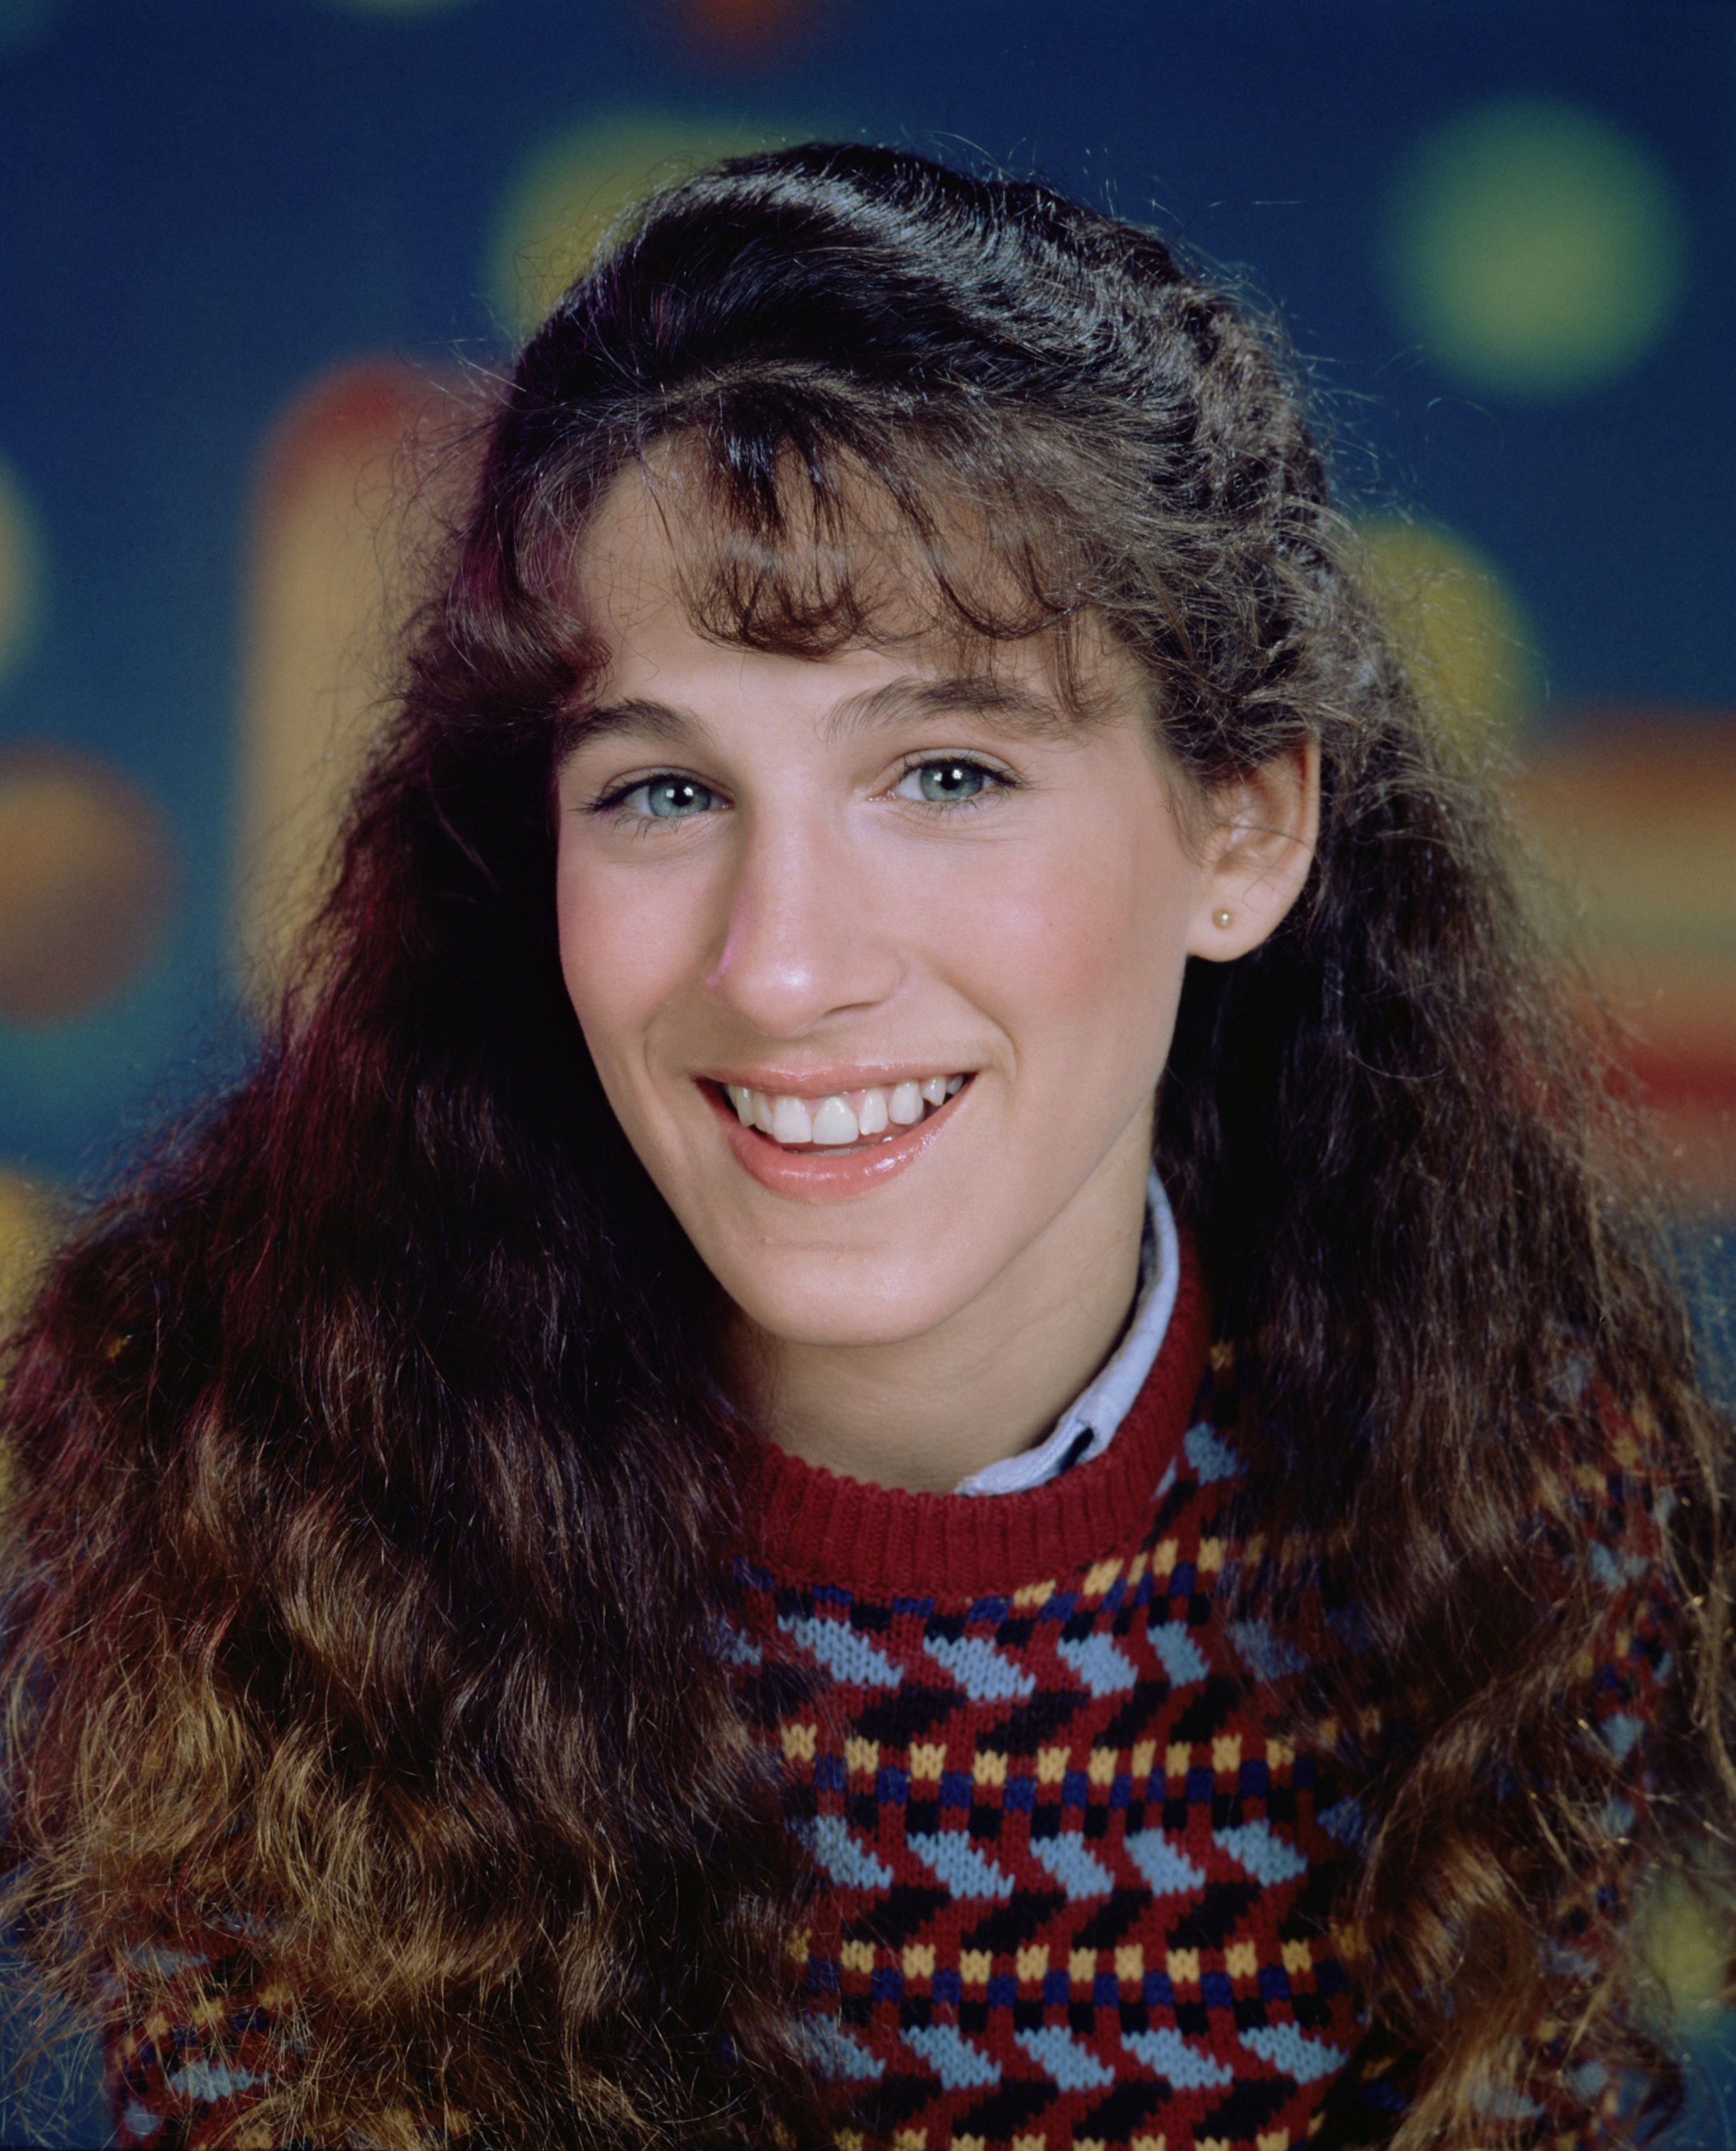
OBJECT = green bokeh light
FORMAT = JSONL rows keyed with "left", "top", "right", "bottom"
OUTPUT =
{"left": 1356, "top": 514, "right": 1539, "bottom": 740}
{"left": 0, "top": 457, "right": 43, "bottom": 687}
{"left": 1382, "top": 97, "right": 1687, "bottom": 398}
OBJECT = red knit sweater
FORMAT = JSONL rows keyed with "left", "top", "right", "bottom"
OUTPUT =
{"left": 731, "top": 1250, "right": 1673, "bottom": 2151}
{"left": 735, "top": 1249, "right": 1373, "bottom": 2151}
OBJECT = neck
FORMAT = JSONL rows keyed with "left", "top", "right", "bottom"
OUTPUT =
{"left": 725, "top": 1139, "right": 1150, "bottom": 1495}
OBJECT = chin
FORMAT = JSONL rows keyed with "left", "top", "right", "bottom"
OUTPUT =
{"left": 723, "top": 1266, "right": 968, "bottom": 1354}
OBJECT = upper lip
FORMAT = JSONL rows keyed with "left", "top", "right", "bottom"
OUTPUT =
{"left": 700, "top": 1064, "right": 971, "bottom": 1095}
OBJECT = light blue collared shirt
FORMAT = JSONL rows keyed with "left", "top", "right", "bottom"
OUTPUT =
{"left": 955, "top": 1169, "right": 1179, "bottom": 1496}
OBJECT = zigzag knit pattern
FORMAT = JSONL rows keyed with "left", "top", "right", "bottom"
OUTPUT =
{"left": 739, "top": 1258, "right": 1370, "bottom": 2151}
{"left": 739, "top": 1253, "right": 1671, "bottom": 2151}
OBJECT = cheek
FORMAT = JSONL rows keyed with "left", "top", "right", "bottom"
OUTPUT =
{"left": 950, "top": 816, "right": 1197, "bottom": 1058}
{"left": 554, "top": 853, "right": 607, "bottom": 1041}
{"left": 553, "top": 853, "right": 680, "bottom": 1088}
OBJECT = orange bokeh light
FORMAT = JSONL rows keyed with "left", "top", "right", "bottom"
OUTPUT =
{"left": 239, "top": 358, "right": 474, "bottom": 992}
{"left": 672, "top": 0, "right": 814, "bottom": 60}
{"left": 0, "top": 746, "right": 177, "bottom": 1024}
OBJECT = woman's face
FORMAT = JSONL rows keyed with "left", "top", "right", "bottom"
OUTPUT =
{"left": 555, "top": 471, "right": 1293, "bottom": 1359}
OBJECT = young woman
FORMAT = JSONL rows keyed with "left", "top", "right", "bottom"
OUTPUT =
{"left": 1, "top": 144, "right": 1728, "bottom": 2151}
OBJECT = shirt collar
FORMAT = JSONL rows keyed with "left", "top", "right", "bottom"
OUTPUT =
{"left": 954, "top": 1168, "right": 1179, "bottom": 1496}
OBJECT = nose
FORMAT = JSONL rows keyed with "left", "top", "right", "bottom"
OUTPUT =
{"left": 704, "top": 807, "right": 900, "bottom": 1039}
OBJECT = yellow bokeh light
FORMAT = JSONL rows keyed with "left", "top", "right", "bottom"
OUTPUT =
{"left": 1356, "top": 516, "right": 1538, "bottom": 740}
{"left": 1638, "top": 1871, "right": 1729, "bottom": 2024}
{"left": 0, "top": 1162, "right": 60, "bottom": 1523}
{"left": 1383, "top": 97, "right": 1686, "bottom": 398}
{"left": 491, "top": 114, "right": 802, "bottom": 340}
{"left": 0, "top": 455, "right": 43, "bottom": 687}
{"left": 0, "top": 1162, "right": 58, "bottom": 1330}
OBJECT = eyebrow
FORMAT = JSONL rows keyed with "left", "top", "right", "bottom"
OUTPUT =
{"left": 552, "top": 697, "right": 698, "bottom": 763}
{"left": 552, "top": 674, "right": 1083, "bottom": 764}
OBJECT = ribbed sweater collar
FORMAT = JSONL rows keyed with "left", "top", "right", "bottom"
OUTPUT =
{"left": 749, "top": 1235, "right": 1212, "bottom": 1599}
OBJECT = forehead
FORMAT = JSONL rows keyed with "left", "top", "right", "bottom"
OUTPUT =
{"left": 568, "top": 459, "right": 1147, "bottom": 726}
{"left": 570, "top": 466, "right": 689, "bottom": 642}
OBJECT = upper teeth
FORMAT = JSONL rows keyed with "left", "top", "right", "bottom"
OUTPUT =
{"left": 725, "top": 1075, "right": 966, "bottom": 1148}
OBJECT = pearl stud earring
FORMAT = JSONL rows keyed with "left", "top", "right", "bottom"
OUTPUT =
{"left": 1213, "top": 908, "right": 1234, "bottom": 929}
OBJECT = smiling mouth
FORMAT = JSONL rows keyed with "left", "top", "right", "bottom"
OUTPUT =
{"left": 719, "top": 1075, "right": 968, "bottom": 1151}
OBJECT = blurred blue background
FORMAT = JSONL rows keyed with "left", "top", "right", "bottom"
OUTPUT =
{"left": 0, "top": 0, "right": 1731, "bottom": 2140}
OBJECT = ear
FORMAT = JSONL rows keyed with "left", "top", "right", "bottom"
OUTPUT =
{"left": 1184, "top": 738, "right": 1319, "bottom": 962}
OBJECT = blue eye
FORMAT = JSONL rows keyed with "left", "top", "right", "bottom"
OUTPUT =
{"left": 897, "top": 760, "right": 997, "bottom": 804}
{"left": 626, "top": 776, "right": 716, "bottom": 819}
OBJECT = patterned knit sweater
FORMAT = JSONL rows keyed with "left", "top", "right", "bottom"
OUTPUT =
{"left": 107, "top": 1245, "right": 1670, "bottom": 2150}
{"left": 735, "top": 1252, "right": 1373, "bottom": 2151}
{"left": 731, "top": 1255, "right": 1671, "bottom": 2151}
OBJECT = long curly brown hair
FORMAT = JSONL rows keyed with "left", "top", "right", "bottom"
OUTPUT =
{"left": 1, "top": 143, "right": 1730, "bottom": 2148}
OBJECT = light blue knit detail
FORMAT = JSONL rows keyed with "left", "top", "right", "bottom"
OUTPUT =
{"left": 901, "top": 2023, "right": 1003, "bottom": 2089}
{"left": 779, "top": 1612, "right": 902, "bottom": 1690}
{"left": 906, "top": 1830, "right": 1016, "bottom": 1900}
{"left": 1147, "top": 1621, "right": 1209, "bottom": 1687}
{"left": 807, "top": 1815, "right": 895, "bottom": 1890}
{"left": 1213, "top": 1819, "right": 1308, "bottom": 1886}
{"left": 1056, "top": 1632, "right": 1138, "bottom": 1696}
{"left": 1238, "top": 2023, "right": 1348, "bottom": 2083}
{"left": 922, "top": 1632, "right": 1036, "bottom": 1702}
{"left": 166, "top": 2062, "right": 265, "bottom": 2101}
{"left": 1015, "top": 2025, "right": 1116, "bottom": 2090}
{"left": 1121, "top": 2026, "right": 1234, "bottom": 2089}
{"left": 1590, "top": 1541, "right": 1649, "bottom": 1591}
{"left": 714, "top": 1616, "right": 763, "bottom": 1668}
{"left": 122, "top": 2105, "right": 163, "bottom": 2141}
{"left": 1028, "top": 1833, "right": 1115, "bottom": 1900}
{"left": 1183, "top": 1421, "right": 1244, "bottom": 1483}
{"left": 122, "top": 1942, "right": 209, "bottom": 1976}
{"left": 1603, "top": 1710, "right": 1642, "bottom": 1763}
{"left": 799, "top": 2016, "right": 885, "bottom": 2082}
{"left": 1123, "top": 1828, "right": 1206, "bottom": 1897}
{"left": 1227, "top": 1618, "right": 1309, "bottom": 1680}
{"left": 1473, "top": 2080, "right": 1545, "bottom": 2120}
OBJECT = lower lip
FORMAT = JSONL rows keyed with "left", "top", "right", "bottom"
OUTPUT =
{"left": 703, "top": 1083, "right": 968, "bottom": 1199}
